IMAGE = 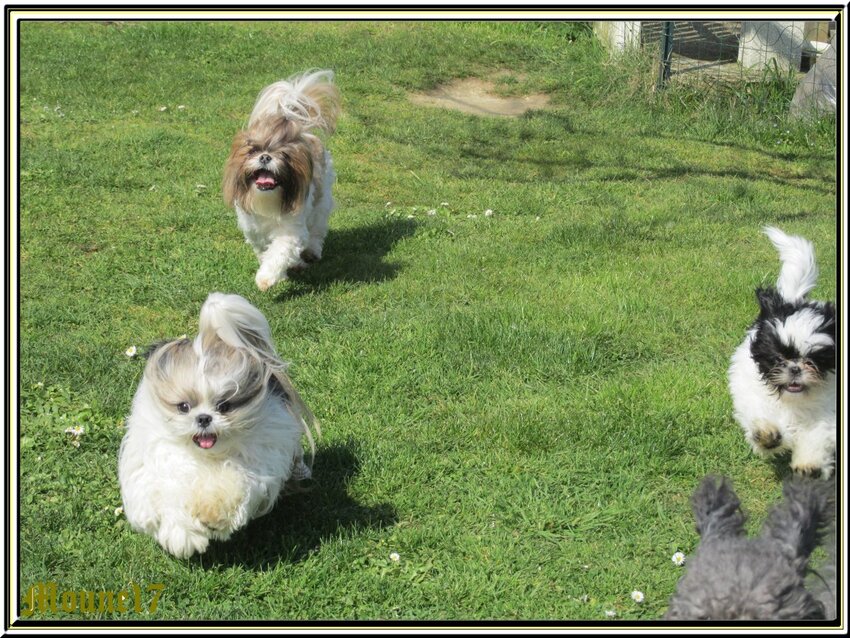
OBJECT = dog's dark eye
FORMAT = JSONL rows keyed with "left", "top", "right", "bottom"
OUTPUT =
{"left": 217, "top": 401, "right": 232, "bottom": 414}
{"left": 177, "top": 402, "right": 191, "bottom": 414}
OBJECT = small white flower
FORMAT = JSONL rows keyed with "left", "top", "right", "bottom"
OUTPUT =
{"left": 389, "top": 552, "right": 400, "bottom": 562}
{"left": 631, "top": 590, "right": 645, "bottom": 604}
{"left": 177, "top": 105, "right": 186, "bottom": 110}
{"left": 114, "top": 506, "right": 124, "bottom": 517}
{"left": 440, "top": 202, "right": 449, "bottom": 207}
{"left": 672, "top": 551, "right": 686, "bottom": 566}
{"left": 65, "top": 425, "right": 84, "bottom": 448}
{"left": 467, "top": 214, "right": 477, "bottom": 219}
{"left": 426, "top": 208, "right": 437, "bottom": 216}
{"left": 131, "top": 109, "right": 140, "bottom": 115}
{"left": 195, "top": 184, "right": 207, "bottom": 190}
{"left": 159, "top": 106, "right": 168, "bottom": 112}
{"left": 535, "top": 216, "right": 541, "bottom": 221}
{"left": 484, "top": 209, "right": 494, "bottom": 217}
{"left": 125, "top": 345, "right": 138, "bottom": 358}
{"left": 604, "top": 610, "right": 617, "bottom": 618}
{"left": 385, "top": 201, "right": 393, "bottom": 208}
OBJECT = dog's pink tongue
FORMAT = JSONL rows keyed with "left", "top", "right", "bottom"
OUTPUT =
{"left": 193, "top": 433, "right": 217, "bottom": 449}
{"left": 254, "top": 171, "right": 277, "bottom": 189}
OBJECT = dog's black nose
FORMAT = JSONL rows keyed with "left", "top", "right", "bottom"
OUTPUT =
{"left": 196, "top": 414, "right": 212, "bottom": 428}
{"left": 259, "top": 153, "right": 272, "bottom": 165}
{"left": 789, "top": 364, "right": 802, "bottom": 375}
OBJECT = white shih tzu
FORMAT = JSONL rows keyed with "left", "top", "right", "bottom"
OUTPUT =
{"left": 728, "top": 226, "right": 836, "bottom": 478}
{"left": 223, "top": 69, "right": 340, "bottom": 291}
{"left": 119, "top": 293, "right": 319, "bottom": 558}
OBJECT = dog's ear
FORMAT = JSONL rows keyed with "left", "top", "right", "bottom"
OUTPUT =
{"left": 817, "top": 301, "right": 837, "bottom": 342}
{"left": 144, "top": 338, "right": 195, "bottom": 382}
{"left": 223, "top": 131, "right": 253, "bottom": 208}
{"left": 143, "top": 339, "right": 189, "bottom": 360}
{"left": 761, "top": 476, "right": 835, "bottom": 572}
{"left": 277, "top": 141, "right": 314, "bottom": 213}
{"left": 754, "top": 287, "right": 786, "bottom": 321}
{"left": 691, "top": 475, "right": 746, "bottom": 540}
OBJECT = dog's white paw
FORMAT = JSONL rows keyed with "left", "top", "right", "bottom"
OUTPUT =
{"left": 790, "top": 452, "right": 834, "bottom": 480}
{"left": 156, "top": 522, "right": 210, "bottom": 559}
{"left": 255, "top": 271, "right": 282, "bottom": 292}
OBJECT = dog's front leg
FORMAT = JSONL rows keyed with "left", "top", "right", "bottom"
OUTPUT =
{"left": 790, "top": 422, "right": 836, "bottom": 479}
{"left": 255, "top": 218, "right": 309, "bottom": 291}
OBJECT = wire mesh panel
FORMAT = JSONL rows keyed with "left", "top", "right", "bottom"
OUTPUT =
{"left": 629, "top": 20, "right": 837, "bottom": 118}
{"left": 641, "top": 20, "right": 835, "bottom": 83}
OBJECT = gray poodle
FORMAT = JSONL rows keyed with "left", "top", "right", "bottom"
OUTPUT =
{"left": 665, "top": 475, "right": 836, "bottom": 620}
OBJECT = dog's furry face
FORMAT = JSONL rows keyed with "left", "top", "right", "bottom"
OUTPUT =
{"left": 222, "top": 118, "right": 314, "bottom": 215}
{"left": 665, "top": 476, "right": 834, "bottom": 620}
{"left": 749, "top": 287, "right": 835, "bottom": 396}
{"left": 143, "top": 338, "right": 283, "bottom": 454}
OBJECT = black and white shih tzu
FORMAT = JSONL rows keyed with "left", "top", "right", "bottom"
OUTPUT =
{"left": 728, "top": 226, "right": 836, "bottom": 478}
{"left": 223, "top": 69, "right": 340, "bottom": 291}
{"left": 119, "top": 293, "right": 319, "bottom": 558}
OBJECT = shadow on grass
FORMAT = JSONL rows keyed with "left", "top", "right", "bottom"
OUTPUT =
{"left": 391, "top": 110, "right": 834, "bottom": 196}
{"left": 766, "top": 451, "right": 836, "bottom": 483}
{"left": 767, "top": 454, "right": 795, "bottom": 482}
{"left": 272, "top": 218, "right": 417, "bottom": 301}
{"left": 195, "top": 440, "right": 396, "bottom": 570}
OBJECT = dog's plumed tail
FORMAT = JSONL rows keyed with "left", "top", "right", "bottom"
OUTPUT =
{"left": 195, "top": 292, "right": 320, "bottom": 463}
{"left": 764, "top": 226, "right": 819, "bottom": 304}
{"left": 196, "top": 292, "right": 283, "bottom": 368}
{"left": 248, "top": 69, "right": 340, "bottom": 135}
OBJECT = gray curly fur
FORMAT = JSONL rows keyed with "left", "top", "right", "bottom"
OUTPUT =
{"left": 665, "top": 475, "right": 836, "bottom": 620}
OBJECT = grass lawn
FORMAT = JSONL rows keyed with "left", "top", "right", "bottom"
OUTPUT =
{"left": 15, "top": 20, "right": 837, "bottom": 622}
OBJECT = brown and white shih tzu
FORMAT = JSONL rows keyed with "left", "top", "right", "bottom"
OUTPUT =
{"left": 223, "top": 70, "right": 340, "bottom": 291}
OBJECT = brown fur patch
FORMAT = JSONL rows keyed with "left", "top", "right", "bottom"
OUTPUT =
{"left": 753, "top": 424, "right": 783, "bottom": 450}
{"left": 189, "top": 466, "right": 245, "bottom": 531}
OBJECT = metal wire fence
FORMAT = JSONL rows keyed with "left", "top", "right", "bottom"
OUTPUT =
{"left": 595, "top": 20, "right": 837, "bottom": 118}
{"left": 646, "top": 21, "right": 833, "bottom": 84}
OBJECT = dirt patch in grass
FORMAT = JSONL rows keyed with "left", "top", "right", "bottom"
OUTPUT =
{"left": 409, "top": 75, "right": 551, "bottom": 117}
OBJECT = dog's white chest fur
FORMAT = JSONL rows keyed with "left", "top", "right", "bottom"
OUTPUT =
{"left": 729, "top": 332, "right": 836, "bottom": 477}
{"left": 235, "top": 149, "right": 335, "bottom": 291}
